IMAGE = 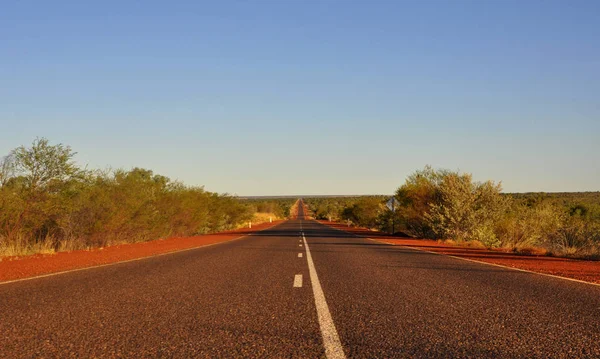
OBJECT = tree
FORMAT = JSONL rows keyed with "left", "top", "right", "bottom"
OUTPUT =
{"left": 12, "top": 137, "right": 79, "bottom": 191}
{"left": 0, "top": 154, "right": 17, "bottom": 187}
{"left": 341, "top": 197, "right": 383, "bottom": 229}
{"left": 3, "top": 138, "right": 80, "bottom": 241}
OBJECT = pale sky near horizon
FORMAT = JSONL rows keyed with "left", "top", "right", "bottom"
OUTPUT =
{"left": 1, "top": 0, "right": 599, "bottom": 195}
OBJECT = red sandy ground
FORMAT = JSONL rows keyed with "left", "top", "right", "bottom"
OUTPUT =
{"left": 320, "top": 221, "right": 600, "bottom": 285}
{"left": 0, "top": 221, "right": 282, "bottom": 283}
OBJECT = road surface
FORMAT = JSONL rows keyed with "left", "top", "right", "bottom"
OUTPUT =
{"left": 1, "top": 201, "right": 599, "bottom": 358}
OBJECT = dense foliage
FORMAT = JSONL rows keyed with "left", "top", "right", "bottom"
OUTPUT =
{"left": 303, "top": 196, "right": 387, "bottom": 227}
{"left": 243, "top": 198, "right": 296, "bottom": 220}
{"left": 305, "top": 166, "right": 600, "bottom": 259}
{"left": 0, "top": 138, "right": 279, "bottom": 256}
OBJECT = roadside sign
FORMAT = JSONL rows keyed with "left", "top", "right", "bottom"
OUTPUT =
{"left": 386, "top": 198, "right": 399, "bottom": 212}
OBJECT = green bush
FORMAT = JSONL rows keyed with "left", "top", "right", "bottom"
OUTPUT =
{"left": 244, "top": 198, "right": 296, "bottom": 219}
{"left": 425, "top": 172, "right": 507, "bottom": 246}
{"left": 394, "top": 166, "right": 444, "bottom": 238}
{"left": 0, "top": 138, "right": 254, "bottom": 256}
{"left": 303, "top": 197, "right": 368, "bottom": 221}
{"left": 494, "top": 202, "right": 563, "bottom": 250}
{"left": 340, "top": 197, "right": 384, "bottom": 229}
{"left": 550, "top": 216, "right": 600, "bottom": 257}
{"left": 392, "top": 166, "right": 600, "bottom": 257}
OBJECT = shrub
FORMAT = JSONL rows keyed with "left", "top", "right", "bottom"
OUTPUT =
{"left": 395, "top": 166, "right": 442, "bottom": 238}
{"left": 0, "top": 138, "right": 255, "bottom": 256}
{"left": 340, "top": 197, "right": 384, "bottom": 229}
{"left": 550, "top": 217, "right": 600, "bottom": 257}
{"left": 393, "top": 167, "right": 600, "bottom": 256}
{"left": 424, "top": 172, "right": 507, "bottom": 246}
{"left": 494, "top": 202, "right": 563, "bottom": 250}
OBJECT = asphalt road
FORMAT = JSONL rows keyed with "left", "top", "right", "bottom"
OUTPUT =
{"left": 1, "top": 201, "right": 600, "bottom": 358}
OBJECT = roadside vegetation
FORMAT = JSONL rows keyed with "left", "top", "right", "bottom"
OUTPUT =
{"left": 243, "top": 198, "right": 296, "bottom": 225}
{"left": 0, "top": 138, "right": 290, "bottom": 257}
{"left": 304, "top": 167, "right": 600, "bottom": 260}
{"left": 3, "top": 139, "right": 597, "bottom": 260}
{"left": 303, "top": 196, "right": 386, "bottom": 224}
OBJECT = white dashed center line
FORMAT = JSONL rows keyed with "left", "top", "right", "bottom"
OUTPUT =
{"left": 293, "top": 274, "right": 303, "bottom": 288}
{"left": 298, "top": 253, "right": 303, "bottom": 258}
{"left": 303, "top": 234, "right": 346, "bottom": 359}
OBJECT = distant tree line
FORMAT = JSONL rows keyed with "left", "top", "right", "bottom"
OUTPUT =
{"left": 304, "top": 166, "right": 600, "bottom": 259}
{"left": 245, "top": 198, "right": 296, "bottom": 219}
{"left": 0, "top": 138, "right": 290, "bottom": 257}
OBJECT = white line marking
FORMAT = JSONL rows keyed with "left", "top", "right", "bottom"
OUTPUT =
{"left": 0, "top": 222, "right": 286, "bottom": 286}
{"left": 298, "top": 253, "right": 303, "bottom": 258}
{"left": 303, "top": 235, "right": 346, "bottom": 359}
{"left": 299, "top": 244, "right": 303, "bottom": 247}
{"left": 294, "top": 274, "right": 303, "bottom": 287}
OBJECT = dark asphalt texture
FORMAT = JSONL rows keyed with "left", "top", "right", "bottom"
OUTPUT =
{"left": 1, "top": 201, "right": 600, "bottom": 358}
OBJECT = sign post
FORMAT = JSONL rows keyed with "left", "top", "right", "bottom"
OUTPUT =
{"left": 386, "top": 197, "right": 399, "bottom": 235}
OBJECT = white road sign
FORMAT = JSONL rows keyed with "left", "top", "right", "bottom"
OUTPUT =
{"left": 386, "top": 198, "right": 400, "bottom": 212}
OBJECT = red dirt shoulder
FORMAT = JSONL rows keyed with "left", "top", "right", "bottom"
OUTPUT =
{"left": 0, "top": 221, "right": 282, "bottom": 283}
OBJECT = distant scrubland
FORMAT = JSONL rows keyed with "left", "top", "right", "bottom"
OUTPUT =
{"left": 304, "top": 167, "right": 600, "bottom": 259}
{"left": 0, "top": 138, "right": 294, "bottom": 257}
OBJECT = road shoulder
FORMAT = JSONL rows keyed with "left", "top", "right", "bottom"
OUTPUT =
{"left": 317, "top": 220, "right": 600, "bottom": 285}
{"left": 0, "top": 221, "right": 283, "bottom": 283}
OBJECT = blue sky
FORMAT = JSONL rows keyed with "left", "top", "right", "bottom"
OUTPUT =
{"left": 1, "top": 0, "right": 599, "bottom": 195}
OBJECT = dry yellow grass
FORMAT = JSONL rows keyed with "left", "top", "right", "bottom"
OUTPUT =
{"left": 0, "top": 235, "right": 57, "bottom": 258}
{"left": 252, "top": 212, "right": 278, "bottom": 223}
{"left": 438, "top": 239, "right": 487, "bottom": 249}
{"left": 235, "top": 212, "right": 279, "bottom": 229}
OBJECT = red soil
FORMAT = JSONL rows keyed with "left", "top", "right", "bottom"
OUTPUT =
{"left": 0, "top": 221, "right": 282, "bottom": 283}
{"left": 320, "top": 221, "right": 600, "bottom": 285}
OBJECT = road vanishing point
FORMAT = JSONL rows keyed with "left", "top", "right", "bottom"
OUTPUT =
{"left": 1, "top": 201, "right": 599, "bottom": 358}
